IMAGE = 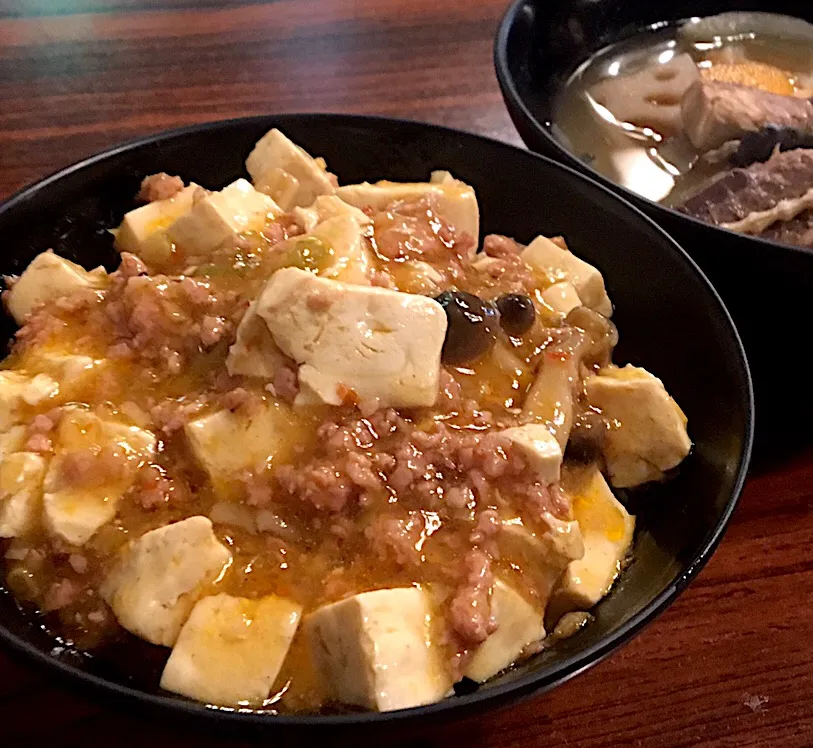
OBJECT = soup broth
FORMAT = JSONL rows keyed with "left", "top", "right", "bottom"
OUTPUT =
{"left": 555, "top": 17, "right": 813, "bottom": 207}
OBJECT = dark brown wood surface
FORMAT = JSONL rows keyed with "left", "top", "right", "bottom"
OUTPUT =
{"left": 1, "top": 1, "right": 812, "bottom": 746}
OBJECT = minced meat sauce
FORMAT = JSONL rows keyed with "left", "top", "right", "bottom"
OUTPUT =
{"left": 0, "top": 138, "right": 674, "bottom": 713}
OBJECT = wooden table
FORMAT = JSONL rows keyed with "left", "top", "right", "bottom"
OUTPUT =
{"left": 1, "top": 1, "right": 812, "bottom": 746}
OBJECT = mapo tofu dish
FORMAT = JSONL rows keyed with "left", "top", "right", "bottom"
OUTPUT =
{"left": 0, "top": 129, "right": 691, "bottom": 713}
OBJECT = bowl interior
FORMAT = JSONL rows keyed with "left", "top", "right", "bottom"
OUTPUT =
{"left": 0, "top": 115, "right": 753, "bottom": 727}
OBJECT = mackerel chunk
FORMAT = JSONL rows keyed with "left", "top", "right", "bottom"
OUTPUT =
{"left": 678, "top": 149, "right": 813, "bottom": 228}
{"left": 682, "top": 80, "right": 813, "bottom": 151}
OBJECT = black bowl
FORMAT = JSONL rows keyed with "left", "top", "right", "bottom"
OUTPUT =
{"left": 0, "top": 114, "right": 753, "bottom": 733}
{"left": 495, "top": 0, "right": 812, "bottom": 455}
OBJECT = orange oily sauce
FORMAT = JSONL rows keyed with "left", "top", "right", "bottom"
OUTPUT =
{"left": 1, "top": 202, "right": 602, "bottom": 712}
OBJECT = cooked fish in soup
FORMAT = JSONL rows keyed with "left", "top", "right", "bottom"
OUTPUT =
{"left": 0, "top": 129, "right": 690, "bottom": 713}
{"left": 555, "top": 12, "right": 813, "bottom": 248}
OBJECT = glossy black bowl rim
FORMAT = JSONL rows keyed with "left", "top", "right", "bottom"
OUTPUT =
{"left": 493, "top": 0, "right": 813, "bottom": 259}
{"left": 0, "top": 113, "right": 754, "bottom": 729}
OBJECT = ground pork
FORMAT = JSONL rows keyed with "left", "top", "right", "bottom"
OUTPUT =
{"left": 43, "top": 578, "right": 77, "bottom": 611}
{"left": 448, "top": 548, "right": 497, "bottom": 646}
{"left": 469, "top": 508, "right": 501, "bottom": 546}
{"left": 364, "top": 512, "right": 424, "bottom": 567}
{"left": 68, "top": 553, "right": 88, "bottom": 574}
{"left": 24, "top": 433, "right": 52, "bottom": 453}
{"left": 200, "top": 315, "right": 226, "bottom": 347}
{"left": 118, "top": 251, "right": 148, "bottom": 278}
{"left": 14, "top": 308, "right": 69, "bottom": 349}
{"left": 88, "top": 272, "right": 241, "bottom": 376}
{"left": 241, "top": 470, "right": 274, "bottom": 507}
{"left": 53, "top": 446, "right": 128, "bottom": 492}
{"left": 275, "top": 405, "right": 569, "bottom": 524}
{"left": 219, "top": 387, "right": 263, "bottom": 415}
{"left": 483, "top": 234, "right": 524, "bottom": 257}
{"left": 23, "top": 412, "right": 57, "bottom": 453}
{"left": 87, "top": 609, "right": 107, "bottom": 624}
{"left": 272, "top": 364, "right": 299, "bottom": 404}
{"left": 148, "top": 397, "right": 208, "bottom": 433}
{"left": 132, "top": 465, "right": 173, "bottom": 510}
{"left": 471, "top": 252, "right": 536, "bottom": 295}
{"left": 137, "top": 173, "right": 184, "bottom": 203}
{"left": 438, "top": 368, "right": 463, "bottom": 410}
{"left": 276, "top": 463, "right": 354, "bottom": 512}
{"left": 372, "top": 196, "right": 474, "bottom": 277}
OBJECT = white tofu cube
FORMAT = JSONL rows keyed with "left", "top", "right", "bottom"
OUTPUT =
{"left": 21, "top": 373, "right": 60, "bottom": 405}
{"left": 548, "top": 469, "right": 635, "bottom": 622}
{"left": 471, "top": 255, "right": 499, "bottom": 273}
{"left": 114, "top": 184, "right": 198, "bottom": 265}
{"left": 184, "top": 397, "right": 306, "bottom": 496}
{"left": 499, "top": 424, "right": 563, "bottom": 485}
{"left": 293, "top": 195, "right": 371, "bottom": 234}
{"left": 0, "top": 452, "right": 47, "bottom": 538}
{"left": 101, "top": 516, "right": 232, "bottom": 647}
{"left": 225, "top": 299, "right": 287, "bottom": 379}
{"left": 540, "top": 281, "right": 582, "bottom": 316}
{"left": 522, "top": 236, "right": 612, "bottom": 318}
{"left": 229, "top": 219, "right": 374, "bottom": 377}
{"left": 429, "top": 170, "right": 456, "bottom": 185}
{"left": 160, "top": 593, "right": 302, "bottom": 706}
{"left": 0, "top": 371, "right": 60, "bottom": 431}
{"left": 246, "top": 129, "right": 336, "bottom": 210}
{"left": 167, "top": 179, "right": 281, "bottom": 258}
{"left": 253, "top": 267, "right": 447, "bottom": 408}
{"left": 26, "top": 352, "right": 107, "bottom": 397}
{"left": 0, "top": 426, "right": 27, "bottom": 461}
{"left": 308, "top": 215, "right": 373, "bottom": 286}
{"left": 304, "top": 587, "right": 452, "bottom": 712}
{"left": 43, "top": 408, "right": 155, "bottom": 546}
{"left": 336, "top": 179, "right": 480, "bottom": 250}
{"left": 464, "top": 580, "right": 544, "bottom": 683}
{"left": 388, "top": 260, "right": 444, "bottom": 295}
{"left": 499, "top": 515, "right": 584, "bottom": 604}
{"left": 34, "top": 352, "right": 99, "bottom": 382}
{"left": 585, "top": 365, "right": 691, "bottom": 487}
{"left": 5, "top": 251, "right": 107, "bottom": 324}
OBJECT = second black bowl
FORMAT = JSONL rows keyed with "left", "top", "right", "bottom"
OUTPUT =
{"left": 495, "top": 0, "right": 813, "bottom": 454}
{"left": 0, "top": 114, "right": 752, "bottom": 732}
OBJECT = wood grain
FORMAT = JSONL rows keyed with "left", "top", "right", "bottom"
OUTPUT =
{"left": 1, "top": 2, "right": 811, "bottom": 746}
{"left": 0, "top": 0, "right": 520, "bottom": 201}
